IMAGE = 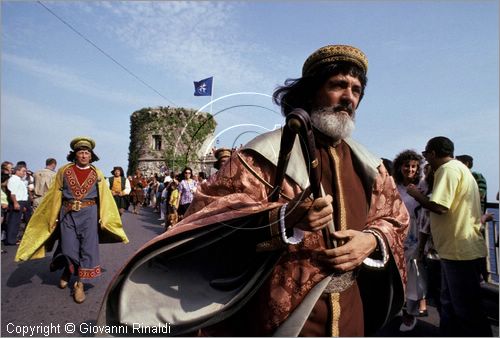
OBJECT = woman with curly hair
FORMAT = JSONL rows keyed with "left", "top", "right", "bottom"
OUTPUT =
{"left": 177, "top": 167, "right": 197, "bottom": 220}
{"left": 393, "top": 149, "right": 427, "bottom": 332}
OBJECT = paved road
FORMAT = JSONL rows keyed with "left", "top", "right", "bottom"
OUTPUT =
{"left": 1, "top": 208, "right": 165, "bottom": 337}
{"left": 376, "top": 296, "right": 499, "bottom": 337}
{"left": 2, "top": 207, "right": 498, "bottom": 337}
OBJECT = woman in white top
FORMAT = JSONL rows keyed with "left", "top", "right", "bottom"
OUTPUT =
{"left": 393, "top": 149, "right": 427, "bottom": 332}
{"left": 177, "top": 167, "right": 198, "bottom": 219}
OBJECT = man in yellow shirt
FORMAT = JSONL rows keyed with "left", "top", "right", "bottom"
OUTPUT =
{"left": 109, "top": 166, "right": 131, "bottom": 216}
{"left": 165, "top": 180, "right": 179, "bottom": 229}
{"left": 407, "top": 136, "right": 491, "bottom": 337}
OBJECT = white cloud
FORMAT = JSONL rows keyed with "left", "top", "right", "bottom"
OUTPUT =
{"left": 1, "top": 93, "right": 129, "bottom": 173}
{"left": 85, "top": 2, "right": 283, "bottom": 94}
{"left": 2, "top": 53, "right": 156, "bottom": 107}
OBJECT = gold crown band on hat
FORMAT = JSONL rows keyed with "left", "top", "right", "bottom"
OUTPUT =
{"left": 70, "top": 137, "right": 96, "bottom": 151}
{"left": 302, "top": 45, "right": 368, "bottom": 77}
{"left": 214, "top": 148, "right": 232, "bottom": 160}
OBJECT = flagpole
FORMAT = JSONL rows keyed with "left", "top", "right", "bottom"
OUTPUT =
{"left": 210, "top": 76, "right": 214, "bottom": 116}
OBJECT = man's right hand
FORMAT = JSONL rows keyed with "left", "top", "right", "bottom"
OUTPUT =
{"left": 284, "top": 193, "right": 333, "bottom": 232}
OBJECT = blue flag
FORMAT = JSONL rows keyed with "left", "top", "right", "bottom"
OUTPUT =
{"left": 193, "top": 77, "right": 213, "bottom": 96}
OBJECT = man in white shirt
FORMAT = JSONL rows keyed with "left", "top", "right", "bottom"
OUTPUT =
{"left": 5, "top": 165, "right": 28, "bottom": 245}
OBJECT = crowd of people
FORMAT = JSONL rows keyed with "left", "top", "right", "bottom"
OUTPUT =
{"left": 385, "top": 147, "right": 493, "bottom": 334}
{"left": 2, "top": 43, "right": 497, "bottom": 336}
{"left": 2, "top": 160, "right": 41, "bottom": 252}
{"left": 1, "top": 144, "right": 233, "bottom": 258}
{"left": 124, "top": 167, "right": 202, "bottom": 228}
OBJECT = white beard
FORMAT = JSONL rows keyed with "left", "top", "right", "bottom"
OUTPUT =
{"left": 310, "top": 106, "right": 356, "bottom": 140}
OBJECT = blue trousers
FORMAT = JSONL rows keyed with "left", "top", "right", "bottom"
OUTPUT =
{"left": 5, "top": 201, "right": 29, "bottom": 245}
{"left": 439, "top": 258, "right": 492, "bottom": 336}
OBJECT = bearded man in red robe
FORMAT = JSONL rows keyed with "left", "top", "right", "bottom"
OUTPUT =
{"left": 98, "top": 45, "right": 409, "bottom": 336}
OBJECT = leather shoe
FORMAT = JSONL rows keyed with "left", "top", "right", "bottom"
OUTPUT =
{"left": 418, "top": 309, "right": 428, "bottom": 317}
{"left": 399, "top": 316, "right": 417, "bottom": 332}
{"left": 73, "top": 281, "right": 86, "bottom": 304}
{"left": 59, "top": 270, "right": 71, "bottom": 289}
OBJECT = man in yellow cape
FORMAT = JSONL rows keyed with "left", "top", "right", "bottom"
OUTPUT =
{"left": 15, "top": 136, "right": 128, "bottom": 304}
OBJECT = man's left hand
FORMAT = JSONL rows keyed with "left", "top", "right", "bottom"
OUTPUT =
{"left": 481, "top": 212, "right": 494, "bottom": 224}
{"left": 314, "top": 230, "right": 377, "bottom": 272}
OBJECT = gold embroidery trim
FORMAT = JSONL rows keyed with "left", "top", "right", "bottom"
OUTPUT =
{"left": 79, "top": 266, "right": 102, "bottom": 279}
{"left": 255, "top": 237, "right": 285, "bottom": 252}
{"left": 329, "top": 292, "right": 341, "bottom": 336}
{"left": 329, "top": 147, "right": 347, "bottom": 233}
{"left": 64, "top": 166, "right": 98, "bottom": 200}
{"left": 269, "top": 207, "right": 281, "bottom": 237}
{"left": 237, "top": 152, "right": 293, "bottom": 201}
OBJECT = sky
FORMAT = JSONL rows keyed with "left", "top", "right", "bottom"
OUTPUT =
{"left": 1, "top": 1, "right": 498, "bottom": 201}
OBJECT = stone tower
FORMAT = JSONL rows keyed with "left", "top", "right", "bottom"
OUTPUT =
{"left": 128, "top": 106, "right": 216, "bottom": 176}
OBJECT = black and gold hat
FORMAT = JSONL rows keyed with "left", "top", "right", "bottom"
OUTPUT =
{"left": 214, "top": 148, "right": 232, "bottom": 160}
{"left": 302, "top": 44, "right": 368, "bottom": 77}
{"left": 70, "top": 136, "right": 96, "bottom": 151}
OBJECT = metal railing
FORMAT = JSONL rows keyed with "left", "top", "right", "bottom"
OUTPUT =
{"left": 485, "top": 202, "right": 499, "bottom": 284}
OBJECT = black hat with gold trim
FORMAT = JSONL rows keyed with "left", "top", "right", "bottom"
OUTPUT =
{"left": 302, "top": 44, "right": 368, "bottom": 77}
